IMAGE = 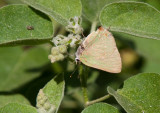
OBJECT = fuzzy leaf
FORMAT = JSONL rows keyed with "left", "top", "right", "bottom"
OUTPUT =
{"left": 100, "top": 2, "right": 160, "bottom": 40}
{"left": 81, "top": 103, "right": 120, "bottom": 113}
{"left": 36, "top": 74, "right": 65, "bottom": 113}
{"left": 0, "top": 103, "right": 37, "bottom": 113}
{"left": 108, "top": 73, "right": 160, "bottom": 113}
{"left": 145, "top": 0, "right": 160, "bottom": 11}
{"left": 81, "top": 0, "right": 140, "bottom": 22}
{"left": 22, "top": 0, "right": 82, "bottom": 26}
{"left": 0, "top": 5, "right": 53, "bottom": 46}
{"left": 0, "top": 46, "right": 49, "bottom": 91}
{"left": 0, "top": 94, "right": 30, "bottom": 108}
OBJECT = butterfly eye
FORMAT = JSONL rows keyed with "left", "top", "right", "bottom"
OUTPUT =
{"left": 75, "top": 58, "right": 80, "bottom": 62}
{"left": 81, "top": 45, "right": 85, "bottom": 50}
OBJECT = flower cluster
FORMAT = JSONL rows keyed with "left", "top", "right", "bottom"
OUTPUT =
{"left": 66, "top": 16, "right": 83, "bottom": 34}
{"left": 37, "top": 89, "right": 56, "bottom": 113}
{"left": 48, "top": 16, "right": 83, "bottom": 63}
{"left": 48, "top": 45, "right": 67, "bottom": 63}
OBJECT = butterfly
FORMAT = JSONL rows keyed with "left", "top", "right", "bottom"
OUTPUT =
{"left": 75, "top": 27, "right": 122, "bottom": 73}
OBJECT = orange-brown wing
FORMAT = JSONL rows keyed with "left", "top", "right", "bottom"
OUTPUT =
{"left": 80, "top": 27, "right": 121, "bottom": 73}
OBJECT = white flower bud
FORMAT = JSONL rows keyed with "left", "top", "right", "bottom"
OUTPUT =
{"left": 48, "top": 55, "right": 56, "bottom": 63}
{"left": 36, "top": 89, "right": 56, "bottom": 113}
{"left": 51, "top": 47, "right": 59, "bottom": 55}
{"left": 66, "top": 16, "right": 83, "bottom": 34}
{"left": 55, "top": 54, "right": 64, "bottom": 61}
{"left": 44, "top": 102, "right": 51, "bottom": 110}
{"left": 68, "top": 34, "right": 82, "bottom": 47}
{"left": 58, "top": 45, "right": 67, "bottom": 53}
{"left": 52, "top": 35, "right": 68, "bottom": 46}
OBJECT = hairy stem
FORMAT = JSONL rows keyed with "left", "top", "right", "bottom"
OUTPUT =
{"left": 90, "top": 21, "right": 97, "bottom": 33}
{"left": 79, "top": 65, "right": 111, "bottom": 106}
{"left": 86, "top": 94, "right": 111, "bottom": 106}
{"left": 79, "top": 65, "right": 89, "bottom": 105}
{"left": 82, "top": 86, "right": 89, "bottom": 104}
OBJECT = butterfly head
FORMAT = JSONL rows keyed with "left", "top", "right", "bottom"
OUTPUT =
{"left": 75, "top": 57, "right": 80, "bottom": 64}
{"left": 75, "top": 43, "right": 85, "bottom": 64}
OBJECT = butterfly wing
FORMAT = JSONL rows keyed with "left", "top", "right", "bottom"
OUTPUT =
{"left": 80, "top": 27, "right": 121, "bottom": 73}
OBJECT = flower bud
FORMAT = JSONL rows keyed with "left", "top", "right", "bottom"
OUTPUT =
{"left": 68, "top": 34, "right": 82, "bottom": 47}
{"left": 44, "top": 102, "right": 51, "bottom": 110}
{"left": 51, "top": 47, "right": 59, "bottom": 55}
{"left": 58, "top": 45, "right": 67, "bottom": 53}
{"left": 52, "top": 35, "right": 69, "bottom": 46}
{"left": 48, "top": 55, "right": 56, "bottom": 63}
{"left": 55, "top": 54, "right": 64, "bottom": 61}
{"left": 66, "top": 16, "right": 83, "bottom": 34}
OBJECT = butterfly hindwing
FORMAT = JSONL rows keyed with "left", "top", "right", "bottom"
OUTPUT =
{"left": 79, "top": 27, "right": 121, "bottom": 73}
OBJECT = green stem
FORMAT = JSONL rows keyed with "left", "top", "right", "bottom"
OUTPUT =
{"left": 82, "top": 86, "right": 89, "bottom": 104}
{"left": 79, "top": 65, "right": 89, "bottom": 105}
{"left": 90, "top": 21, "right": 97, "bottom": 33}
{"left": 79, "top": 65, "right": 111, "bottom": 106}
{"left": 86, "top": 94, "right": 111, "bottom": 106}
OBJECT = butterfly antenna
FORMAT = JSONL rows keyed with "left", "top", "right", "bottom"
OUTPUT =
{"left": 70, "top": 64, "right": 79, "bottom": 78}
{"left": 81, "top": 29, "right": 85, "bottom": 38}
{"left": 66, "top": 57, "right": 76, "bottom": 66}
{"left": 107, "top": 26, "right": 111, "bottom": 31}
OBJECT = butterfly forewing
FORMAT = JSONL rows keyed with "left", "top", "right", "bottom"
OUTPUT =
{"left": 79, "top": 27, "right": 121, "bottom": 73}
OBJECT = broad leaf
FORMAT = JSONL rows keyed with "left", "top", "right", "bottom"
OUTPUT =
{"left": 81, "top": 103, "right": 120, "bottom": 113}
{"left": 81, "top": 0, "right": 140, "bottom": 22}
{"left": 108, "top": 73, "right": 160, "bottom": 113}
{"left": 0, "top": 103, "right": 37, "bottom": 113}
{"left": 145, "top": 0, "right": 160, "bottom": 11}
{"left": 0, "top": 46, "right": 49, "bottom": 91}
{"left": 36, "top": 74, "right": 65, "bottom": 113}
{"left": 0, "top": 5, "right": 53, "bottom": 46}
{"left": 5, "top": 0, "right": 23, "bottom": 4}
{"left": 100, "top": 2, "right": 160, "bottom": 40}
{"left": 22, "top": 0, "right": 82, "bottom": 26}
{"left": 81, "top": 0, "right": 109, "bottom": 22}
{"left": 0, "top": 94, "right": 30, "bottom": 108}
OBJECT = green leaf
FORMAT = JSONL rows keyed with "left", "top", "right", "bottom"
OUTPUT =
{"left": 145, "top": 0, "right": 160, "bottom": 11}
{"left": 81, "top": 0, "right": 140, "bottom": 22}
{"left": 81, "top": 0, "right": 108, "bottom": 22}
{"left": 5, "top": 0, "right": 23, "bottom": 4}
{"left": 81, "top": 103, "right": 120, "bottom": 113}
{"left": 0, "top": 46, "right": 49, "bottom": 91}
{"left": 22, "top": 0, "right": 82, "bottom": 26}
{"left": 36, "top": 74, "right": 65, "bottom": 113}
{"left": 108, "top": 73, "right": 160, "bottom": 113}
{"left": 100, "top": 2, "right": 160, "bottom": 40}
{"left": 0, "top": 94, "right": 30, "bottom": 108}
{"left": 0, "top": 5, "right": 53, "bottom": 46}
{"left": 0, "top": 103, "right": 37, "bottom": 113}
